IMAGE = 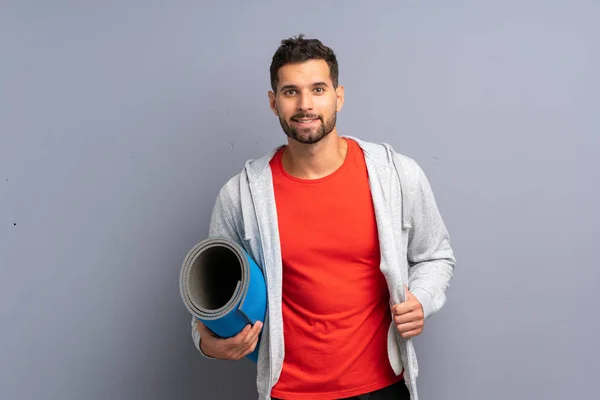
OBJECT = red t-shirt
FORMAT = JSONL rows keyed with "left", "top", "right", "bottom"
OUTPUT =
{"left": 269, "top": 138, "right": 403, "bottom": 399}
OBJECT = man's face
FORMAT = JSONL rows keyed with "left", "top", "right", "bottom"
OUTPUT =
{"left": 269, "top": 59, "right": 344, "bottom": 145}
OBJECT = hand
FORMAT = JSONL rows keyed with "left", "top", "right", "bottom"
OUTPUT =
{"left": 391, "top": 285, "right": 424, "bottom": 339}
{"left": 196, "top": 320, "right": 263, "bottom": 360}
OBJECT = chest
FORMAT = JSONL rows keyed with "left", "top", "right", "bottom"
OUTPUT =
{"left": 273, "top": 171, "right": 380, "bottom": 263}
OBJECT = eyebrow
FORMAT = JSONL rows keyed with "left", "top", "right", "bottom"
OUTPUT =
{"left": 279, "top": 82, "right": 330, "bottom": 92}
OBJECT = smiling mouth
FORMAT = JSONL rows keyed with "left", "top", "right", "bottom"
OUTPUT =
{"left": 292, "top": 117, "right": 319, "bottom": 124}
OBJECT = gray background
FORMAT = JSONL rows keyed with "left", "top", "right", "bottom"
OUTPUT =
{"left": 1, "top": 1, "right": 598, "bottom": 399}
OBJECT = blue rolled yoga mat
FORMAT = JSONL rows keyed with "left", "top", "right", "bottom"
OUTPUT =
{"left": 179, "top": 238, "right": 267, "bottom": 362}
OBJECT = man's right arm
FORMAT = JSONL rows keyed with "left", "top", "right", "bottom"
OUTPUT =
{"left": 190, "top": 188, "right": 262, "bottom": 360}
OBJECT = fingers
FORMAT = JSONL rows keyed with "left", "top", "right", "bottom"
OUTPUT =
{"left": 232, "top": 322, "right": 263, "bottom": 359}
{"left": 392, "top": 300, "right": 420, "bottom": 315}
{"left": 225, "top": 322, "right": 261, "bottom": 348}
{"left": 393, "top": 309, "right": 422, "bottom": 325}
{"left": 249, "top": 321, "right": 263, "bottom": 342}
{"left": 398, "top": 328, "right": 423, "bottom": 340}
{"left": 238, "top": 336, "right": 260, "bottom": 359}
{"left": 230, "top": 324, "right": 253, "bottom": 345}
{"left": 393, "top": 295, "right": 424, "bottom": 339}
{"left": 395, "top": 316, "right": 424, "bottom": 339}
{"left": 395, "top": 319, "right": 423, "bottom": 333}
{"left": 393, "top": 286, "right": 422, "bottom": 315}
{"left": 240, "top": 321, "right": 262, "bottom": 347}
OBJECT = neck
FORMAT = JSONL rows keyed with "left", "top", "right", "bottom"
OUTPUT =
{"left": 281, "top": 129, "right": 348, "bottom": 179}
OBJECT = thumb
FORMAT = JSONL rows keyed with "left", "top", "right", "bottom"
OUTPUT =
{"left": 404, "top": 284, "right": 412, "bottom": 300}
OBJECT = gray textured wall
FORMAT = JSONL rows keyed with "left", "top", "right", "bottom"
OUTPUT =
{"left": 1, "top": 1, "right": 598, "bottom": 399}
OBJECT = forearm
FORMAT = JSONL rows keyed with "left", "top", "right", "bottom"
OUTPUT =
{"left": 409, "top": 256, "right": 455, "bottom": 319}
{"left": 190, "top": 317, "right": 216, "bottom": 359}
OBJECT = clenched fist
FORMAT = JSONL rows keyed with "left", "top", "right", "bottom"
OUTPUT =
{"left": 196, "top": 320, "right": 263, "bottom": 360}
{"left": 391, "top": 285, "right": 424, "bottom": 339}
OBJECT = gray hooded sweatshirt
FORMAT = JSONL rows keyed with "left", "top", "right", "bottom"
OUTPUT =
{"left": 191, "top": 135, "right": 456, "bottom": 400}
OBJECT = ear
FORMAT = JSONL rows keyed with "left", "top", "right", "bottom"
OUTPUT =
{"left": 335, "top": 85, "right": 345, "bottom": 112}
{"left": 268, "top": 91, "right": 279, "bottom": 116}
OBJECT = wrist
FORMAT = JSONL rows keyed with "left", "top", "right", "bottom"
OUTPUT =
{"left": 410, "top": 287, "right": 435, "bottom": 319}
{"left": 198, "top": 336, "right": 216, "bottom": 359}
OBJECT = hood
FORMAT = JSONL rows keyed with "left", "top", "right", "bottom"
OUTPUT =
{"left": 242, "top": 136, "right": 412, "bottom": 230}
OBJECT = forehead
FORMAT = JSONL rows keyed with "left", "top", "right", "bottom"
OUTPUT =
{"left": 277, "top": 59, "right": 331, "bottom": 88}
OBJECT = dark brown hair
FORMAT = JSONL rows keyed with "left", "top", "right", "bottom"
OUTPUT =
{"left": 269, "top": 34, "right": 339, "bottom": 92}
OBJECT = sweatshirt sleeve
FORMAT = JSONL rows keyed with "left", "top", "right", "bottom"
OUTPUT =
{"left": 406, "top": 162, "right": 456, "bottom": 319}
{"left": 190, "top": 189, "right": 241, "bottom": 358}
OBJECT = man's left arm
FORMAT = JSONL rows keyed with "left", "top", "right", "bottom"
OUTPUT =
{"left": 406, "top": 162, "right": 456, "bottom": 319}
{"left": 392, "top": 161, "right": 456, "bottom": 339}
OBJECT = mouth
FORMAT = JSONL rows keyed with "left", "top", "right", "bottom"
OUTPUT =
{"left": 291, "top": 117, "right": 320, "bottom": 126}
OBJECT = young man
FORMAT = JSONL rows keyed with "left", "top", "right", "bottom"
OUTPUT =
{"left": 191, "top": 35, "right": 456, "bottom": 400}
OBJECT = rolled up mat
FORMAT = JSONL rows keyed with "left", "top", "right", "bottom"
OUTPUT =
{"left": 179, "top": 237, "right": 267, "bottom": 363}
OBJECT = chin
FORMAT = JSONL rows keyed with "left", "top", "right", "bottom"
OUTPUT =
{"left": 295, "top": 131, "right": 328, "bottom": 145}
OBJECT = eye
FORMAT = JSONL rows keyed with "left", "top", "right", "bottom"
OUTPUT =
{"left": 314, "top": 87, "right": 324, "bottom": 93}
{"left": 285, "top": 89, "right": 297, "bottom": 95}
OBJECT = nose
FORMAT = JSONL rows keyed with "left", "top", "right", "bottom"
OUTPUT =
{"left": 297, "top": 92, "right": 314, "bottom": 112}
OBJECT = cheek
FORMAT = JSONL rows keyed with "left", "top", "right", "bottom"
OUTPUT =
{"left": 276, "top": 100, "right": 295, "bottom": 118}
{"left": 324, "top": 93, "right": 338, "bottom": 108}
{"left": 320, "top": 96, "right": 338, "bottom": 115}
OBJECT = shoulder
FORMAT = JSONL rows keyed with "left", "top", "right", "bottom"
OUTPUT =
{"left": 345, "top": 135, "right": 424, "bottom": 182}
{"left": 214, "top": 145, "right": 281, "bottom": 210}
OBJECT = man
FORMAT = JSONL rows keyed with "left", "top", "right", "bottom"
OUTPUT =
{"left": 191, "top": 35, "right": 456, "bottom": 400}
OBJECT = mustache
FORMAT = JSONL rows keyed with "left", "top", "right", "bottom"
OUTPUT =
{"left": 291, "top": 113, "right": 321, "bottom": 120}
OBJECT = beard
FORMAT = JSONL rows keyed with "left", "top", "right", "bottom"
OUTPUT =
{"left": 278, "top": 111, "right": 337, "bottom": 145}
